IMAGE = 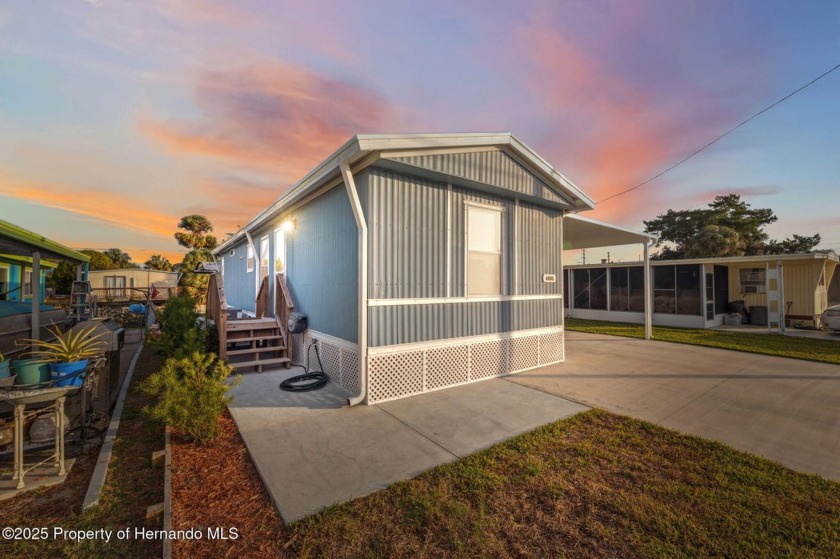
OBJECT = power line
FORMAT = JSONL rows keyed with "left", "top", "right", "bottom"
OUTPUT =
{"left": 598, "top": 62, "right": 840, "bottom": 205}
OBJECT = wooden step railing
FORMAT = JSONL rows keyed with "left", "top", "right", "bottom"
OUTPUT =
{"left": 255, "top": 275, "right": 269, "bottom": 318}
{"left": 275, "top": 273, "right": 295, "bottom": 361}
{"left": 207, "top": 271, "right": 228, "bottom": 360}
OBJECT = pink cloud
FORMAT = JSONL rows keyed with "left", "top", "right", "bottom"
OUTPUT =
{"left": 140, "top": 58, "right": 402, "bottom": 185}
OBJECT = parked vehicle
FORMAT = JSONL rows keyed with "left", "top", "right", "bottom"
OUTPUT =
{"left": 821, "top": 304, "right": 840, "bottom": 332}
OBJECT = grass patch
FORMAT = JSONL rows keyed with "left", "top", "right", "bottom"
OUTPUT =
{"left": 565, "top": 317, "right": 840, "bottom": 365}
{"left": 1, "top": 343, "right": 165, "bottom": 558}
{"left": 172, "top": 409, "right": 840, "bottom": 558}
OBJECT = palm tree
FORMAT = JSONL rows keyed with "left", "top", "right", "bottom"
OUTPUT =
{"left": 144, "top": 254, "right": 173, "bottom": 271}
{"left": 104, "top": 248, "right": 133, "bottom": 268}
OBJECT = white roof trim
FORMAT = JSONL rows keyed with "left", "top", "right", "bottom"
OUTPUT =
{"left": 215, "top": 133, "right": 596, "bottom": 255}
{"left": 566, "top": 251, "right": 839, "bottom": 268}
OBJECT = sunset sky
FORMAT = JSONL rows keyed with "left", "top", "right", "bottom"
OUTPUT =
{"left": 1, "top": 1, "right": 839, "bottom": 264}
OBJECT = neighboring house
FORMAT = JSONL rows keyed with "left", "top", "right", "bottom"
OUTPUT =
{"left": 566, "top": 252, "right": 838, "bottom": 328}
{"left": 0, "top": 254, "right": 56, "bottom": 301}
{"left": 829, "top": 266, "right": 840, "bottom": 305}
{"left": 87, "top": 269, "right": 179, "bottom": 301}
{"left": 213, "top": 133, "right": 652, "bottom": 404}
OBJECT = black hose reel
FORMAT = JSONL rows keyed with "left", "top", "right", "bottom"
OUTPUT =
{"left": 279, "top": 313, "right": 328, "bottom": 392}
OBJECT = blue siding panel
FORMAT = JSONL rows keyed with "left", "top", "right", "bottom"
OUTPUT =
{"left": 279, "top": 185, "right": 358, "bottom": 342}
{"left": 221, "top": 240, "right": 255, "bottom": 312}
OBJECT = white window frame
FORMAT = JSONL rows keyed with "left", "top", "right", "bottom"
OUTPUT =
{"left": 246, "top": 244, "right": 255, "bottom": 272}
{"left": 259, "top": 234, "right": 270, "bottom": 280}
{"left": 273, "top": 227, "right": 287, "bottom": 277}
{"left": 464, "top": 201, "right": 505, "bottom": 297}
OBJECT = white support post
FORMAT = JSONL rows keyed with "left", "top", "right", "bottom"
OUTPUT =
{"left": 643, "top": 242, "right": 652, "bottom": 340}
{"left": 31, "top": 250, "right": 40, "bottom": 342}
{"left": 778, "top": 260, "right": 785, "bottom": 334}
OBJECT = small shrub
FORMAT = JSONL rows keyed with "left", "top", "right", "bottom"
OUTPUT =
{"left": 155, "top": 294, "right": 199, "bottom": 356}
{"left": 142, "top": 351, "right": 241, "bottom": 443}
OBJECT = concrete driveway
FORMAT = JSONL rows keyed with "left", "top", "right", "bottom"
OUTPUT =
{"left": 508, "top": 331, "right": 840, "bottom": 481}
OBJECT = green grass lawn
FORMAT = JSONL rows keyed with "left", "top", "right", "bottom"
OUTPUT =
{"left": 283, "top": 410, "right": 840, "bottom": 558}
{"left": 565, "top": 317, "right": 840, "bottom": 365}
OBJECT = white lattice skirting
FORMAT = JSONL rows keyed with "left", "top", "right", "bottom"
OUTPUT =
{"left": 366, "top": 327, "right": 564, "bottom": 404}
{"left": 291, "top": 329, "right": 360, "bottom": 396}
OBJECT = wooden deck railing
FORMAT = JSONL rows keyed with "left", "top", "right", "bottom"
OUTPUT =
{"left": 255, "top": 275, "right": 269, "bottom": 318}
{"left": 275, "top": 273, "right": 295, "bottom": 359}
{"left": 89, "top": 287, "right": 177, "bottom": 302}
{"left": 207, "top": 271, "right": 228, "bottom": 360}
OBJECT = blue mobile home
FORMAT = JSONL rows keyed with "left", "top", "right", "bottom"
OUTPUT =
{"left": 214, "top": 133, "right": 642, "bottom": 404}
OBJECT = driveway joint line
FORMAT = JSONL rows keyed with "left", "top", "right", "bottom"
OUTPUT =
{"left": 501, "top": 376, "right": 594, "bottom": 411}
{"left": 375, "top": 406, "right": 461, "bottom": 460}
{"left": 656, "top": 361, "right": 756, "bottom": 425}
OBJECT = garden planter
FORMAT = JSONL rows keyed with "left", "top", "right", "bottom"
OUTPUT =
{"left": 0, "top": 360, "right": 10, "bottom": 379}
{"left": 13, "top": 358, "right": 51, "bottom": 386}
{"left": 51, "top": 359, "right": 89, "bottom": 387}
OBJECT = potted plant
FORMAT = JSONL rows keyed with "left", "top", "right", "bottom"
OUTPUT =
{"left": 20, "top": 325, "right": 106, "bottom": 387}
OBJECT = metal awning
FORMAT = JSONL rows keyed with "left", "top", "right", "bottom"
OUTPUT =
{"left": 563, "top": 213, "right": 656, "bottom": 340}
{"left": 563, "top": 214, "right": 656, "bottom": 249}
{"left": 0, "top": 219, "right": 90, "bottom": 263}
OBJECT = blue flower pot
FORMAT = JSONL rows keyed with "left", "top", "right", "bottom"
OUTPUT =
{"left": 0, "top": 360, "right": 10, "bottom": 379}
{"left": 13, "top": 358, "right": 52, "bottom": 386}
{"left": 50, "top": 360, "right": 89, "bottom": 387}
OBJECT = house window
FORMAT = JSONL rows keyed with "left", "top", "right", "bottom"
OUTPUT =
{"left": 23, "top": 270, "right": 32, "bottom": 296}
{"left": 105, "top": 275, "right": 126, "bottom": 297}
{"left": 572, "top": 268, "right": 608, "bottom": 310}
{"left": 247, "top": 244, "right": 255, "bottom": 272}
{"left": 260, "top": 235, "right": 269, "bottom": 280}
{"left": 466, "top": 204, "right": 502, "bottom": 296}
{"left": 739, "top": 268, "right": 765, "bottom": 294}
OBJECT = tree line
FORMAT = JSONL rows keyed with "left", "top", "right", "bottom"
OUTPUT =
{"left": 48, "top": 215, "right": 219, "bottom": 298}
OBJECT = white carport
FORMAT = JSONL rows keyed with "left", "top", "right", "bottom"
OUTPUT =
{"left": 563, "top": 214, "right": 657, "bottom": 339}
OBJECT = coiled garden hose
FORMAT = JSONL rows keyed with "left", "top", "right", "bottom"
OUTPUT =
{"left": 279, "top": 339, "right": 328, "bottom": 392}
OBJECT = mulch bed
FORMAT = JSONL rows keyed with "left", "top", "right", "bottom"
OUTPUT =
{"left": 170, "top": 410, "right": 288, "bottom": 558}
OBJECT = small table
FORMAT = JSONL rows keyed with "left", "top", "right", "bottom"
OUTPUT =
{"left": 0, "top": 364, "right": 95, "bottom": 490}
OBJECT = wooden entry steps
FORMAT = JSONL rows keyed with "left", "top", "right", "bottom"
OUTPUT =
{"left": 225, "top": 317, "right": 291, "bottom": 373}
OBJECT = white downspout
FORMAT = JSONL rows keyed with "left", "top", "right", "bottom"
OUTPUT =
{"left": 341, "top": 159, "right": 369, "bottom": 406}
{"left": 245, "top": 231, "right": 259, "bottom": 312}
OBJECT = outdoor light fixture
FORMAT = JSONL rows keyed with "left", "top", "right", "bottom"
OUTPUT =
{"left": 281, "top": 219, "right": 295, "bottom": 232}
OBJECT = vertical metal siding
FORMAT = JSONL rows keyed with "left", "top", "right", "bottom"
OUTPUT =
{"left": 368, "top": 300, "right": 562, "bottom": 346}
{"left": 222, "top": 240, "right": 254, "bottom": 312}
{"left": 284, "top": 186, "right": 358, "bottom": 342}
{"left": 518, "top": 202, "right": 563, "bottom": 295}
{"left": 363, "top": 168, "right": 448, "bottom": 299}
{"left": 360, "top": 165, "right": 562, "bottom": 346}
{"left": 392, "top": 151, "right": 566, "bottom": 204}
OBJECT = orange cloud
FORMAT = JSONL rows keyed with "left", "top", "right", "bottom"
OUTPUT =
{"left": 140, "top": 58, "right": 400, "bottom": 186}
{"left": 0, "top": 171, "right": 178, "bottom": 239}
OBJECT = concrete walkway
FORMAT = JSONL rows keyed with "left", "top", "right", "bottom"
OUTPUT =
{"left": 229, "top": 369, "right": 587, "bottom": 522}
{"left": 509, "top": 331, "right": 840, "bottom": 481}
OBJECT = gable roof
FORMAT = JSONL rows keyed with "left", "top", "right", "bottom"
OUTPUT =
{"left": 215, "top": 133, "right": 595, "bottom": 255}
